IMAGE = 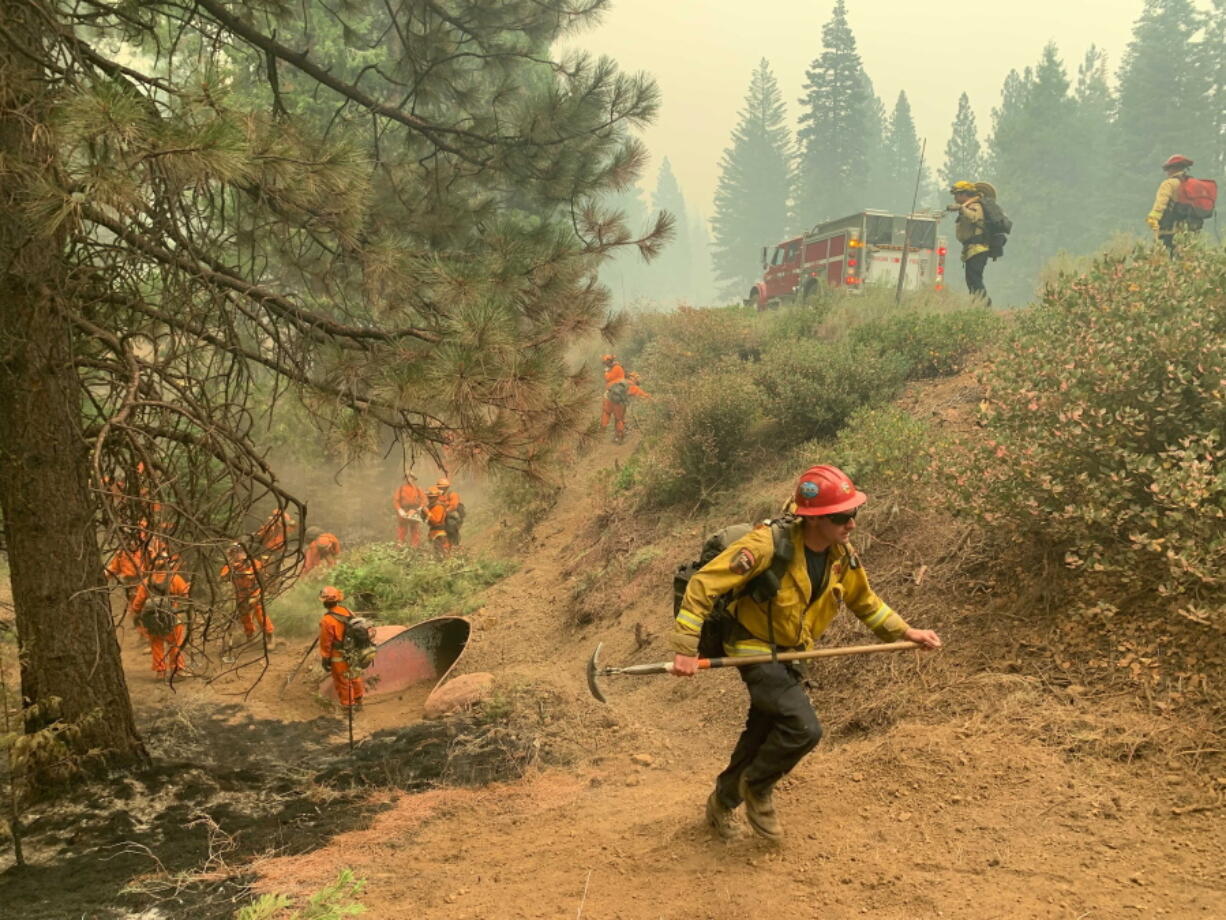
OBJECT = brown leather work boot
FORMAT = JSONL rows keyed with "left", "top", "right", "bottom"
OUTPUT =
{"left": 705, "top": 790, "right": 739, "bottom": 840}
{"left": 738, "top": 775, "right": 783, "bottom": 842}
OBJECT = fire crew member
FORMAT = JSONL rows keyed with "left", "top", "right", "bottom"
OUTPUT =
{"left": 254, "top": 508, "right": 296, "bottom": 557}
{"left": 129, "top": 550, "right": 191, "bottom": 679}
{"left": 1147, "top": 154, "right": 1204, "bottom": 254}
{"left": 671, "top": 465, "right": 942, "bottom": 842}
{"left": 106, "top": 538, "right": 154, "bottom": 634}
{"left": 424, "top": 488, "right": 450, "bottom": 558}
{"left": 599, "top": 354, "right": 629, "bottom": 443}
{"left": 318, "top": 586, "right": 365, "bottom": 710}
{"left": 947, "top": 180, "right": 991, "bottom": 305}
{"left": 302, "top": 527, "right": 342, "bottom": 575}
{"left": 393, "top": 472, "right": 427, "bottom": 546}
{"left": 435, "top": 478, "right": 465, "bottom": 548}
{"left": 220, "top": 544, "right": 276, "bottom": 646}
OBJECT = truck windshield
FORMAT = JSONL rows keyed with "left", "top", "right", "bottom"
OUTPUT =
{"left": 865, "top": 215, "right": 937, "bottom": 249}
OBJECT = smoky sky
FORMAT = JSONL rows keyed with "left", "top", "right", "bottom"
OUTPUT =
{"left": 566, "top": 0, "right": 1172, "bottom": 217}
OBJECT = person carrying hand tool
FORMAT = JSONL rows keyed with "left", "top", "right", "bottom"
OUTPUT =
{"left": 393, "top": 471, "right": 427, "bottom": 546}
{"left": 671, "top": 464, "right": 941, "bottom": 842}
{"left": 318, "top": 585, "right": 365, "bottom": 710}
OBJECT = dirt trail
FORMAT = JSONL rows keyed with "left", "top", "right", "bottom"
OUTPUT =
{"left": 245, "top": 432, "right": 1225, "bottom": 919}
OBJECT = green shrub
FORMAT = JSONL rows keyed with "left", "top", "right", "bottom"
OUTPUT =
{"left": 821, "top": 405, "right": 944, "bottom": 489}
{"left": 849, "top": 308, "right": 1000, "bottom": 379}
{"left": 268, "top": 543, "right": 515, "bottom": 636}
{"left": 235, "top": 868, "right": 365, "bottom": 919}
{"left": 638, "top": 360, "right": 764, "bottom": 505}
{"left": 951, "top": 245, "right": 1226, "bottom": 599}
{"left": 754, "top": 339, "right": 909, "bottom": 444}
{"left": 634, "top": 306, "right": 762, "bottom": 386}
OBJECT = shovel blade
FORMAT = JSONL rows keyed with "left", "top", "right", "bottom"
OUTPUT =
{"left": 586, "top": 642, "right": 608, "bottom": 704}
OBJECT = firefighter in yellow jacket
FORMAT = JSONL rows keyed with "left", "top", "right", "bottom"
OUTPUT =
{"left": 947, "top": 180, "right": 990, "bottom": 305}
{"left": 671, "top": 465, "right": 941, "bottom": 842}
{"left": 1147, "top": 154, "right": 1202, "bottom": 254}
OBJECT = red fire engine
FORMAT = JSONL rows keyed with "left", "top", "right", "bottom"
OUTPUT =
{"left": 746, "top": 210, "right": 948, "bottom": 310}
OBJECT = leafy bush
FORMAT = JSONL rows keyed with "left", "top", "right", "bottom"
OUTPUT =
{"left": 235, "top": 869, "right": 365, "bottom": 919}
{"left": 754, "top": 339, "right": 909, "bottom": 444}
{"left": 821, "top": 405, "right": 944, "bottom": 489}
{"left": 633, "top": 305, "right": 762, "bottom": 386}
{"left": 952, "top": 245, "right": 1226, "bottom": 599}
{"left": 269, "top": 543, "right": 515, "bottom": 636}
{"left": 849, "top": 308, "right": 1001, "bottom": 379}
{"left": 638, "top": 361, "right": 764, "bottom": 505}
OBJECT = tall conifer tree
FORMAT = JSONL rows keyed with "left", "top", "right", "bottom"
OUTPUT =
{"left": 710, "top": 59, "right": 794, "bottom": 301}
{"left": 1115, "top": 1, "right": 1213, "bottom": 200}
{"left": 880, "top": 91, "right": 927, "bottom": 212}
{"left": 651, "top": 158, "right": 693, "bottom": 304}
{"left": 939, "top": 93, "right": 984, "bottom": 191}
{"left": 796, "top": 0, "right": 877, "bottom": 221}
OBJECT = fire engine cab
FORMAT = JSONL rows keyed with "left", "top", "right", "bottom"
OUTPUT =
{"left": 746, "top": 210, "right": 947, "bottom": 310}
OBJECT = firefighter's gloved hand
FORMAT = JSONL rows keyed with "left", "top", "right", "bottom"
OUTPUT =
{"left": 1146, "top": 216, "right": 1160, "bottom": 232}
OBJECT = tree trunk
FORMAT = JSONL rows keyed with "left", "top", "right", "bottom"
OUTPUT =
{"left": 0, "top": 4, "right": 146, "bottom": 773}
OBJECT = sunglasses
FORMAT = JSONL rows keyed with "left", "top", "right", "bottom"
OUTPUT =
{"left": 824, "top": 509, "right": 859, "bottom": 525}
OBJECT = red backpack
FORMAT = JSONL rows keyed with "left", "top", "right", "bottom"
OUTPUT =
{"left": 1176, "top": 176, "right": 1217, "bottom": 220}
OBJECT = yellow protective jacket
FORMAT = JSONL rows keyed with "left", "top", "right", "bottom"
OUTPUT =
{"left": 671, "top": 522, "right": 910, "bottom": 657}
{"left": 953, "top": 198, "right": 989, "bottom": 262}
{"left": 1148, "top": 171, "right": 1191, "bottom": 230}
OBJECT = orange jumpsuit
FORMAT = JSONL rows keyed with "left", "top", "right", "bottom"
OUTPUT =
{"left": 220, "top": 556, "right": 274, "bottom": 638}
{"left": 600, "top": 362, "right": 628, "bottom": 438}
{"left": 426, "top": 502, "right": 450, "bottom": 557}
{"left": 393, "top": 482, "right": 427, "bottom": 546}
{"left": 319, "top": 604, "right": 366, "bottom": 708}
{"left": 130, "top": 572, "right": 189, "bottom": 676}
{"left": 302, "top": 532, "right": 341, "bottom": 574}
{"left": 255, "top": 510, "right": 294, "bottom": 556}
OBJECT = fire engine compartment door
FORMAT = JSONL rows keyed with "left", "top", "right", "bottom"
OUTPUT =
{"left": 864, "top": 247, "right": 933, "bottom": 289}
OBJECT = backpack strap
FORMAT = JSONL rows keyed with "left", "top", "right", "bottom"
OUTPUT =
{"left": 744, "top": 515, "right": 797, "bottom": 663}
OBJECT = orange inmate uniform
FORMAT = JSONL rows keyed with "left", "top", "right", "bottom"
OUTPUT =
{"left": 426, "top": 503, "right": 450, "bottom": 556}
{"left": 319, "top": 604, "right": 365, "bottom": 707}
{"left": 600, "top": 362, "right": 627, "bottom": 436}
{"left": 302, "top": 533, "right": 341, "bottom": 574}
{"left": 220, "top": 557, "right": 274, "bottom": 637}
{"left": 255, "top": 511, "right": 293, "bottom": 556}
{"left": 393, "top": 482, "right": 426, "bottom": 546}
{"left": 129, "top": 572, "right": 190, "bottom": 676}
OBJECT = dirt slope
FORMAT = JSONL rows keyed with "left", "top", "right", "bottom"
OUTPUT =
{"left": 244, "top": 409, "right": 1225, "bottom": 920}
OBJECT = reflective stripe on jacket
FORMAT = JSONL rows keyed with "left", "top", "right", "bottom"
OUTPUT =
{"left": 670, "top": 523, "right": 909, "bottom": 657}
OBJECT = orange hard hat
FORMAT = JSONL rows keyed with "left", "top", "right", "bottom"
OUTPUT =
{"left": 426, "top": 487, "right": 441, "bottom": 499}
{"left": 628, "top": 371, "right": 641, "bottom": 383}
{"left": 1162, "top": 154, "right": 1193, "bottom": 170}
{"left": 436, "top": 478, "right": 451, "bottom": 489}
{"left": 792, "top": 465, "right": 867, "bottom": 517}
{"left": 602, "top": 353, "right": 616, "bottom": 364}
{"left": 319, "top": 585, "right": 344, "bottom": 603}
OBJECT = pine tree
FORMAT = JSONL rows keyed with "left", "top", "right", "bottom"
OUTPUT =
{"left": 651, "top": 158, "right": 693, "bottom": 304}
{"left": 710, "top": 59, "right": 794, "bottom": 302}
{"left": 1115, "top": 0, "right": 1213, "bottom": 205}
{"left": 940, "top": 93, "right": 984, "bottom": 192}
{"left": 986, "top": 44, "right": 1078, "bottom": 304}
{"left": 1070, "top": 46, "right": 1123, "bottom": 232}
{"left": 796, "top": 0, "right": 878, "bottom": 221}
{"left": 878, "top": 91, "right": 926, "bottom": 212}
{"left": 1202, "top": 0, "right": 1226, "bottom": 177}
{"left": 0, "top": 0, "right": 666, "bottom": 774}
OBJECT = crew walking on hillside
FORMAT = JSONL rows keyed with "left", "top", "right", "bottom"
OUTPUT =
{"left": 393, "top": 471, "right": 427, "bottom": 546}
{"left": 671, "top": 465, "right": 941, "bottom": 842}
{"left": 220, "top": 543, "right": 277, "bottom": 647}
{"left": 599, "top": 354, "right": 630, "bottom": 444}
{"left": 1147, "top": 154, "right": 1215, "bottom": 255}
{"left": 947, "top": 181, "right": 991, "bottom": 306}
{"left": 318, "top": 586, "right": 365, "bottom": 710}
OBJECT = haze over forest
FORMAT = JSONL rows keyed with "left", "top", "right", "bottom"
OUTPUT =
{"left": 578, "top": 0, "right": 1223, "bottom": 307}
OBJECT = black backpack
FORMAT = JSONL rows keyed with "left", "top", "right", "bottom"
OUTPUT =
{"left": 607, "top": 380, "right": 630, "bottom": 405}
{"left": 336, "top": 613, "right": 377, "bottom": 670}
{"left": 138, "top": 581, "right": 179, "bottom": 635}
{"left": 980, "top": 197, "right": 1012, "bottom": 260}
{"left": 672, "top": 517, "right": 795, "bottom": 659}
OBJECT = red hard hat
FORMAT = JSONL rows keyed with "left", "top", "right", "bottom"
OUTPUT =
{"left": 1163, "top": 154, "right": 1193, "bottom": 170}
{"left": 793, "top": 465, "right": 867, "bottom": 517}
{"left": 319, "top": 586, "right": 344, "bottom": 603}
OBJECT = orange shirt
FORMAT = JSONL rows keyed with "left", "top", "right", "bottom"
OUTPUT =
{"left": 320, "top": 604, "right": 355, "bottom": 662}
{"left": 256, "top": 512, "right": 293, "bottom": 553}
{"left": 220, "top": 557, "right": 263, "bottom": 597}
{"left": 130, "top": 572, "right": 190, "bottom": 617}
{"left": 303, "top": 533, "right": 341, "bottom": 574}
{"left": 426, "top": 503, "right": 447, "bottom": 533}
{"left": 394, "top": 482, "right": 426, "bottom": 513}
{"left": 440, "top": 491, "right": 461, "bottom": 513}
{"left": 604, "top": 363, "right": 625, "bottom": 387}
{"left": 106, "top": 548, "right": 145, "bottom": 581}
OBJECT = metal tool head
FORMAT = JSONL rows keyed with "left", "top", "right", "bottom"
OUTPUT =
{"left": 586, "top": 642, "right": 607, "bottom": 704}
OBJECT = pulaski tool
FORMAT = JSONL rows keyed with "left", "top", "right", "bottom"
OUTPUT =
{"left": 586, "top": 640, "right": 921, "bottom": 703}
